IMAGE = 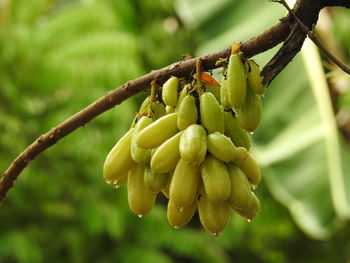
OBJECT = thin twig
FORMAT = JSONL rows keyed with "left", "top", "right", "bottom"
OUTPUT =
{"left": 0, "top": 0, "right": 349, "bottom": 203}
{"left": 277, "top": 0, "right": 350, "bottom": 74}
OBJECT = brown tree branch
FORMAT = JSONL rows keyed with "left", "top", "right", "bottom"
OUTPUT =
{"left": 0, "top": 0, "right": 349, "bottom": 203}
{"left": 278, "top": 0, "right": 350, "bottom": 74}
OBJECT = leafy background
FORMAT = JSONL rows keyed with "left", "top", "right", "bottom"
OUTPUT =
{"left": 1, "top": 0, "right": 350, "bottom": 262}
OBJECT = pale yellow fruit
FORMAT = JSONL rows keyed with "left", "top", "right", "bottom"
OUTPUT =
{"left": 136, "top": 113, "right": 178, "bottom": 149}
{"left": 200, "top": 92, "right": 224, "bottom": 134}
{"left": 177, "top": 95, "right": 198, "bottom": 131}
{"left": 245, "top": 60, "right": 265, "bottom": 95}
{"left": 238, "top": 85, "right": 262, "bottom": 132}
{"left": 128, "top": 164, "right": 157, "bottom": 216}
{"left": 131, "top": 116, "right": 153, "bottom": 164}
{"left": 103, "top": 128, "right": 135, "bottom": 184}
{"left": 227, "top": 164, "right": 253, "bottom": 210}
{"left": 179, "top": 124, "right": 207, "bottom": 166}
{"left": 227, "top": 54, "right": 247, "bottom": 108}
{"left": 200, "top": 154, "right": 231, "bottom": 203}
{"left": 198, "top": 188, "right": 231, "bottom": 236}
{"left": 150, "top": 132, "right": 182, "bottom": 173}
{"left": 167, "top": 199, "right": 197, "bottom": 229}
{"left": 162, "top": 76, "right": 179, "bottom": 107}
{"left": 207, "top": 132, "right": 236, "bottom": 163}
{"left": 169, "top": 159, "right": 200, "bottom": 208}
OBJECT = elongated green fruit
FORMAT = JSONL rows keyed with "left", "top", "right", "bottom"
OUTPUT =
{"left": 200, "top": 92, "right": 224, "bottom": 134}
{"left": 220, "top": 77, "right": 231, "bottom": 109}
{"left": 206, "top": 83, "right": 221, "bottom": 102}
{"left": 167, "top": 199, "right": 197, "bottom": 229}
{"left": 198, "top": 188, "right": 231, "bottom": 236}
{"left": 162, "top": 76, "right": 179, "bottom": 107}
{"left": 128, "top": 164, "right": 157, "bottom": 216}
{"left": 103, "top": 128, "right": 135, "bottom": 184}
{"left": 227, "top": 54, "right": 247, "bottom": 108}
{"left": 170, "top": 159, "right": 200, "bottom": 208}
{"left": 144, "top": 166, "right": 169, "bottom": 193}
{"left": 175, "top": 86, "right": 188, "bottom": 112}
{"left": 223, "top": 111, "right": 251, "bottom": 149}
{"left": 150, "top": 102, "right": 166, "bottom": 119}
{"left": 238, "top": 155, "right": 261, "bottom": 186}
{"left": 200, "top": 154, "right": 231, "bottom": 203}
{"left": 151, "top": 132, "right": 182, "bottom": 173}
{"left": 131, "top": 116, "right": 153, "bottom": 164}
{"left": 234, "top": 192, "right": 260, "bottom": 221}
{"left": 207, "top": 132, "right": 236, "bottom": 163}
{"left": 179, "top": 124, "right": 207, "bottom": 166}
{"left": 227, "top": 164, "right": 253, "bottom": 210}
{"left": 232, "top": 147, "right": 249, "bottom": 164}
{"left": 245, "top": 60, "right": 265, "bottom": 95}
{"left": 177, "top": 95, "right": 198, "bottom": 131}
{"left": 137, "top": 113, "right": 178, "bottom": 149}
{"left": 238, "top": 86, "right": 262, "bottom": 132}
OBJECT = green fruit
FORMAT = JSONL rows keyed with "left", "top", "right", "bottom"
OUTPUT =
{"left": 175, "top": 86, "right": 189, "bottom": 112}
{"left": 223, "top": 111, "right": 251, "bottom": 149}
{"left": 167, "top": 198, "right": 197, "bottom": 229}
{"left": 150, "top": 132, "right": 182, "bottom": 173}
{"left": 136, "top": 113, "right": 178, "bottom": 149}
{"left": 200, "top": 92, "right": 224, "bottom": 134}
{"left": 232, "top": 147, "right": 261, "bottom": 186}
{"left": 234, "top": 192, "right": 260, "bottom": 221}
{"left": 245, "top": 60, "right": 265, "bottom": 95}
{"left": 177, "top": 95, "right": 198, "bottom": 130}
{"left": 220, "top": 77, "right": 231, "bottom": 109}
{"left": 144, "top": 166, "right": 169, "bottom": 193}
{"left": 166, "top": 105, "right": 175, "bottom": 114}
{"left": 227, "top": 164, "right": 253, "bottom": 210}
{"left": 238, "top": 86, "right": 262, "bottom": 132}
{"left": 239, "top": 155, "right": 261, "bottom": 186}
{"left": 162, "top": 76, "right": 179, "bottom": 107}
{"left": 227, "top": 54, "right": 247, "bottom": 108}
{"left": 169, "top": 159, "right": 200, "bottom": 208}
{"left": 232, "top": 147, "right": 249, "bottom": 164}
{"left": 103, "top": 128, "right": 135, "bottom": 185}
{"left": 179, "top": 124, "right": 207, "bottom": 166}
{"left": 128, "top": 164, "right": 157, "bottom": 216}
{"left": 207, "top": 132, "right": 237, "bottom": 163}
{"left": 200, "top": 154, "right": 231, "bottom": 203}
{"left": 198, "top": 188, "right": 231, "bottom": 236}
{"left": 150, "top": 102, "right": 166, "bottom": 119}
{"left": 131, "top": 116, "right": 153, "bottom": 164}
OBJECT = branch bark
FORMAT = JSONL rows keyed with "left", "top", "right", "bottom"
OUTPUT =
{"left": 0, "top": 0, "right": 348, "bottom": 203}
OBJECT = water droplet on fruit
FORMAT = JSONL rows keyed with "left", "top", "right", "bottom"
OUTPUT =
{"left": 113, "top": 185, "right": 120, "bottom": 189}
{"left": 106, "top": 179, "right": 112, "bottom": 184}
{"left": 174, "top": 226, "right": 180, "bottom": 230}
{"left": 212, "top": 232, "right": 219, "bottom": 237}
{"left": 179, "top": 206, "right": 184, "bottom": 212}
{"left": 247, "top": 218, "right": 252, "bottom": 222}
{"left": 249, "top": 132, "right": 254, "bottom": 135}
{"left": 138, "top": 214, "right": 143, "bottom": 218}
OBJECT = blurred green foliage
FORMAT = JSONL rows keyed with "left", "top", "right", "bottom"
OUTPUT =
{"left": 1, "top": 0, "right": 350, "bottom": 262}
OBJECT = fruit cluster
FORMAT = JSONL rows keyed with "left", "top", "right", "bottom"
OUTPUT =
{"left": 103, "top": 47, "right": 265, "bottom": 236}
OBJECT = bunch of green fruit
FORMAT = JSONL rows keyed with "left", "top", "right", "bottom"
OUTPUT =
{"left": 103, "top": 46, "right": 265, "bottom": 236}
